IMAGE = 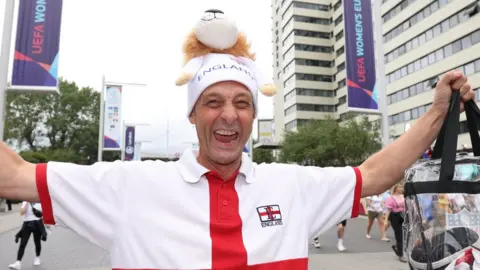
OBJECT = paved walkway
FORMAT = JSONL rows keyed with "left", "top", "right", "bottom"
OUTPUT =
{"left": 0, "top": 206, "right": 408, "bottom": 269}
{"left": 0, "top": 204, "right": 21, "bottom": 235}
{"left": 308, "top": 216, "right": 407, "bottom": 269}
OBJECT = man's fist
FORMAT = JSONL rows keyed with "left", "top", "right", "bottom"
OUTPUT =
{"left": 432, "top": 70, "right": 476, "bottom": 114}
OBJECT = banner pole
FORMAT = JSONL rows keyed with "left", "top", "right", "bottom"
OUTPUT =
{"left": 97, "top": 75, "right": 105, "bottom": 161}
{"left": 121, "top": 121, "right": 126, "bottom": 161}
{"left": 0, "top": 0, "right": 15, "bottom": 141}
{"left": 372, "top": 0, "right": 390, "bottom": 147}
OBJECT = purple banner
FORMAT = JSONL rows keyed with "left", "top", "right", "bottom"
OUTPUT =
{"left": 343, "top": 0, "right": 379, "bottom": 112}
{"left": 11, "top": 0, "right": 63, "bottom": 89}
{"left": 124, "top": 126, "right": 135, "bottom": 161}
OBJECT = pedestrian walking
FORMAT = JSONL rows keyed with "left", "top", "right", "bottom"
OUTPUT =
{"left": 312, "top": 220, "right": 348, "bottom": 252}
{"left": 384, "top": 185, "right": 406, "bottom": 262}
{"left": 6, "top": 199, "right": 12, "bottom": 211}
{"left": 381, "top": 190, "right": 391, "bottom": 232}
{"left": 365, "top": 195, "right": 390, "bottom": 241}
{"left": 8, "top": 201, "right": 47, "bottom": 269}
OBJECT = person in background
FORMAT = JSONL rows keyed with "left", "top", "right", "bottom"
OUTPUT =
{"left": 312, "top": 220, "right": 348, "bottom": 252}
{"left": 381, "top": 190, "right": 391, "bottom": 232}
{"left": 385, "top": 185, "right": 406, "bottom": 262}
{"left": 366, "top": 194, "right": 389, "bottom": 241}
{"left": 6, "top": 199, "right": 12, "bottom": 211}
{"left": 8, "top": 201, "right": 45, "bottom": 270}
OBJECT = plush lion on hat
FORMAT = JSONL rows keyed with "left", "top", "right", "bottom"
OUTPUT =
{"left": 175, "top": 9, "right": 277, "bottom": 97}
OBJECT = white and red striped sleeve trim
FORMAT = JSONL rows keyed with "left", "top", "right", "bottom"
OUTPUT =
{"left": 35, "top": 163, "right": 55, "bottom": 225}
{"left": 350, "top": 167, "right": 363, "bottom": 218}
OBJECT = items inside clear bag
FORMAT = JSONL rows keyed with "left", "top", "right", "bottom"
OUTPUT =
{"left": 404, "top": 193, "right": 480, "bottom": 269}
{"left": 403, "top": 160, "right": 480, "bottom": 269}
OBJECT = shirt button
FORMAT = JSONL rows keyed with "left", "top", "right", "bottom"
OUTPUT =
{"left": 223, "top": 200, "right": 228, "bottom": 206}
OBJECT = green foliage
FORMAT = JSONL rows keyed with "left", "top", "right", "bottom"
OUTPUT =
{"left": 19, "top": 151, "right": 48, "bottom": 163}
{"left": 4, "top": 78, "right": 118, "bottom": 164}
{"left": 252, "top": 140, "right": 275, "bottom": 164}
{"left": 279, "top": 116, "right": 381, "bottom": 166}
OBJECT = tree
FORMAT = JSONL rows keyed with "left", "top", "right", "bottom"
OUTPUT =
{"left": 252, "top": 140, "right": 275, "bottom": 164}
{"left": 4, "top": 78, "right": 120, "bottom": 163}
{"left": 279, "top": 116, "right": 381, "bottom": 167}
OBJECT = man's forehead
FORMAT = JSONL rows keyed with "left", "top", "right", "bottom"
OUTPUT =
{"left": 201, "top": 81, "right": 252, "bottom": 98}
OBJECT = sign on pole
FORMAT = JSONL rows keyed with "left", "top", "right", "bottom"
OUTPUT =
{"left": 124, "top": 126, "right": 135, "bottom": 161}
{"left": 257, "top": 119, "right": 274, "bottom": 144}
{"left": 11, "top": 0, "right": 63, "bottom": 92}
{"left": 343, "top": 0, "right": 379, "bottom": 113}
{"left": 133, "top": 142, "right": 142, "bottom": 161}
{"left": 103, "top": 85, "right": 122, "bottom": 150}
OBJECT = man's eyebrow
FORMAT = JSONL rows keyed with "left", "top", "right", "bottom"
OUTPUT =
{"left": 201, "top": 93, "right": 222, "bottom": 99}
{"left": 234, "top": 92, "right": 252, "bottom": 99}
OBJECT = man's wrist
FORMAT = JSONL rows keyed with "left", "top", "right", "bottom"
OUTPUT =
{"left": 428, "top": 104, "right": 448, "bottom": 120}
{"left": 426, "top": 105, "right": 447, "bottom": 130}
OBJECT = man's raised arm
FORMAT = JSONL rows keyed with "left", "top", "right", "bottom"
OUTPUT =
{"left": 0, "top": 142, "right": 38, "bottom": 202}
{"left": 0, "top": 140, "right": 147, "bottom": 250}
{"left": 358, "top": 70, "right": 476, "bottom": 197}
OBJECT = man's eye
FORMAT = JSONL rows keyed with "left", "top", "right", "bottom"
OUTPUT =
{"left": 207, "top": 100, "right": 220, "bottom": 106}
{"left": 237, "top": 101, "right": 251, "bottom": 107}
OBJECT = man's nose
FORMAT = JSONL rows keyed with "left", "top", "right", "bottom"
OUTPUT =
{"left": 220, "top": 103, "right": 238, "bottom": 124}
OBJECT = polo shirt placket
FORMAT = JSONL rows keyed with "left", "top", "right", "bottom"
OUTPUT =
{"left": 206, "top": 171, "right": 248, "bottom": 269}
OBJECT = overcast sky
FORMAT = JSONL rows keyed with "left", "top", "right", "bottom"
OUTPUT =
{"left": 0, "top": 0, "right": 275, "bottom": 155}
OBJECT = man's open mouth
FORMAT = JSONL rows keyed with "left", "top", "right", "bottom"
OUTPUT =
{"left": 213, "top": 130, "right": 239, "bottom": 143}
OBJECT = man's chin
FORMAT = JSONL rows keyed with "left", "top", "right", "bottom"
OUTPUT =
{"left": 209, "top": 149, "right": 242, "bottom": 165}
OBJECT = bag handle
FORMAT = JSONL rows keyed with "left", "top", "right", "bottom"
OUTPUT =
{"left": 431, "top": 92, "right": 461, "bottom": 185}
{"left": 431, "top": 94, "right": 480, "bottom": 183}
{"left": 464, "top": 100, "right": 480, "bottom": 155}
{"left": 405, "top": 97, "right": 480, "bottom": 196}
{"left": 433, "top": 98, "right": 480, "bottom": 158}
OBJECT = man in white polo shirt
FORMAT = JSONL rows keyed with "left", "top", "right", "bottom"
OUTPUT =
{"left": 0, "top": 10, "right": 476, "bottom": 270}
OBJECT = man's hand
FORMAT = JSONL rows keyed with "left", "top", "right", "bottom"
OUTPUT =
{"left": 432, "top": 70, "right": 476, "bottom": 114}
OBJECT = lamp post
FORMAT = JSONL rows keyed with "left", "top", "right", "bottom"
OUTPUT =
{"left": 372, "top": 0, "right": 390, "bottom": 148}
{"left": 0, "top": 0, "right": 15, "bottom": 141}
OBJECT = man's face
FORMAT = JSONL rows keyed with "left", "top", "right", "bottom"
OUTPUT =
{"left": 189, "top": 81, "right": 254, "bottom": 165}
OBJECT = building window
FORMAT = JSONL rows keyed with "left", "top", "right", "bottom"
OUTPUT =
{"left": 384, "top": 0, "right": 450, "bottom": 43}
{"left": 293, "top": 1, "right": 329, "bottom": 11}
{"left": 293, "top": 29, "right": 331, "bottom": 39}
{"left": 293, "top": 15, "right": 332, "bottom": 25}
{"left": 334, "top": 14, "right": 343, "bottom": 26}
{"left": 297, "top": 103, "right": 335, "bottom": 112}
{"left": 335, "top": 30, "right": 344, "bottom": 41}
{"left": 333, "top": 0, "right": 342, "bottom": 11}
{"left": 284, "top": 88, "right": 335, "bottom": 102}
{"left": 294, "top": 43, "right": 332, "bottom": 53}
{"left": 387, "top": 30, "right": 480, "bottom": 83}
{"left": 336, "top": 46, "right": 344, "bottom": 57}
{"left": 284, "top": 119, "right": 313, "bottom": 132}
{"left": 383, "top": 0, "right": 418, "bottom": 24}
{"left": 387, "top": 60, "right": 480, "bottom": 105}
{"left": 296, "top": 73, "right": 333, "bottom": 82}
{"left": 295, "top": 58, "right": 333, "bottom": 67}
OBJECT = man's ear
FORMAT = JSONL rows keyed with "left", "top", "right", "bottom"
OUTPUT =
{"left": 189, "top": 111, "right": 195, "bottom": 124}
